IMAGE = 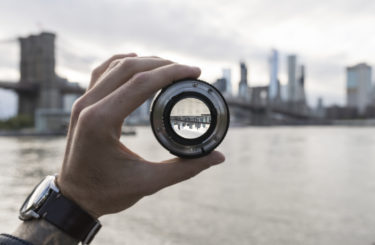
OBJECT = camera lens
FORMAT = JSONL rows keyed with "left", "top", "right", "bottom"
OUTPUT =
{"left": 150, "top": 79, "right": 229, "bottom": 158}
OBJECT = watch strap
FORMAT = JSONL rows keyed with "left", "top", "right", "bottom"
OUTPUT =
{"left": 0, "top": 234, "right": 34, "bottom": 245}
{"left": 37, "top": 191, "right": 101, "bottom": 244}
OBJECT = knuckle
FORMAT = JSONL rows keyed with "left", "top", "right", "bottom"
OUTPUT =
{"left": 78, "top": 106, "right": 104, "bottom": 129}
{"left": 165, "top": 63, "right": 183, "bottom": 76}
{"left": 120, "top": 57, "right": 137, "bottom": 69}
{"left": 132, "top": 71, "right": 151, "bottom": 85}
{"left": 170, "top": 63, "right": 185, "bottom": 71}
{"left": 110, "top": 54, "right": 123, "bottom": 60}
{"left": 169, "top": 63, "right": 181, "bottom": 69}
{"left": 71, "top": 98, "right": 86, "bottom": 120}
{"left": 108, "top": 59, "right": 121, "bottom": 69}
{"left": 78, "top": 107, "right": 94, "bottom": 125}
{"left": 165, "top": 59, "right": 174, "bottom": 64}
{"left": 91, "top": 67, "right": 101, "bottom": 78}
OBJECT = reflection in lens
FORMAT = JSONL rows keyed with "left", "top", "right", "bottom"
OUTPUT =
{"left": 170, "top": 98, "right": 211, "bottom": 139}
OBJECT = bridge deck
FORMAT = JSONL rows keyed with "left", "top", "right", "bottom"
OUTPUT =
{"left": 226, "top": 97, "right": 317, "bottom": 121}
{"left": 0, "top": 81, "right": 85, "bottom": 95}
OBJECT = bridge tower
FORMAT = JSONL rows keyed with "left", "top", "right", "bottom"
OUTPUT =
{"left": 18, "top": 32, "right": 62, "bottom": 117}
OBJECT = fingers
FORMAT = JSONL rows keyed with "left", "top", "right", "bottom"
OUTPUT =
{"left": 100, "top": 63, "right": 201, "bottom": 126}
{"left": 83, "top": 57, "right": 173, "bottom": 107}
{"left": 71, "top": 56, "right": 175, "bottom": 132}
{"left": 89, "top": 53, "right": 137, "bottom": 90}
{"left": 145, "top": 151, "right": 225, "bottom": 194}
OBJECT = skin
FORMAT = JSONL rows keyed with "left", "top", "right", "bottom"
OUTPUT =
{"left": 13, "top": 54, "right": 225, "bottom": 244}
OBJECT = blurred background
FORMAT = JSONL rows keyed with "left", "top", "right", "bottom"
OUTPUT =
{"left": 0, "top": 0, "right": 374, "bottom": 244}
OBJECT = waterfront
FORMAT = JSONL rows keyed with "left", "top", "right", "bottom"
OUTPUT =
{"left": 1, "top": 127, "right": 375, "bottom": 245}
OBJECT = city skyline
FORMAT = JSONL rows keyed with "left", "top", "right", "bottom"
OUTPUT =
{"left": 0, "top": 0, "right": 374, "bottom": 110}
{"left": 0, "top": 31, "right": 373, "bottom": 127}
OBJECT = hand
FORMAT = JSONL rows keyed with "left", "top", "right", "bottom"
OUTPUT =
{"left": 57, "top": 54, "right": 225, "bottom": 218}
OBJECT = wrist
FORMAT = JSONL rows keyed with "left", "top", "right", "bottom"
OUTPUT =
{"left": 56, "top": 175, "right": 100, "bottom": 219}
{"left": 14, "top": 219, "right": 78, "bottom": 245}
{"left": 19, "top": 175, "right": 102, "bottom": 244}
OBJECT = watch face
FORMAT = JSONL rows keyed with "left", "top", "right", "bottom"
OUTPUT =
{"left": 20, "top": 175, "right": 56, "bottom": 220}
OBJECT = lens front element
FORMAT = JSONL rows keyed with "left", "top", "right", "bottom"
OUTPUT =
{"left": 170, "top": 98, "right": 211, "bottom": 139}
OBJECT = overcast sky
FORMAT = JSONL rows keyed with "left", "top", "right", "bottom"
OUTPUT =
{"left": 0, "top": 0, "right": 374, "bottom": 114}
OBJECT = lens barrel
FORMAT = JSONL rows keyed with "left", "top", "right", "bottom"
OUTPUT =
{"left": 150, "top": 79, "right": 229, "bottom": 158}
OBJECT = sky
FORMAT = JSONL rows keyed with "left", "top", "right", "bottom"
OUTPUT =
{"left": 0, "top": 0, "right": 374, "bottom": 118}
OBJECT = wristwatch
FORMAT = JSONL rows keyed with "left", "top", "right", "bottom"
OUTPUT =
{"left": 19, "top": 175, "right": 101, "bottom": 244}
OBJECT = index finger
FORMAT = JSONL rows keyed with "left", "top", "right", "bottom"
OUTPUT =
{"left": 89, "top": 53, "right": 137, "bottom": 89}
{"left": 100, "top": 63, "right": 201, "bottom": 126}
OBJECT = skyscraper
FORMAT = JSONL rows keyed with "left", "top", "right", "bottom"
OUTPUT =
{"left": 287, "top": 55, "right": 297, "bottom": 102}
{"left": 298, "top": 65, "right": 306, "bottom": 104}
{"left": 346, "top": 63, "right": 373, "bottom": 114}
{"left": 268, "top": 49, "right": 279, "bottom": 100}
{"left": 316, "top": 97, "right": 325, "bottom": 118}
{"left": 213, "top": 78, "right": 226, "bottom": 93}
{"left": 222, "top": 68, "right": 232, "bottom": 95}
{"left": 238, "top": 61, "right": 249, "bottom": 99}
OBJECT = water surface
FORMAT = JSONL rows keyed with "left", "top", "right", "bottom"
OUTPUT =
{"left": 0, "top": 127, "right": 374, "bottom": 245}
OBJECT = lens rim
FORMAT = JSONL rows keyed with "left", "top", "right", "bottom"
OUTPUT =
{"left": 150, "top": 79, "right": 230, "bottom": 158}
{"left": 163, "top": 92, "right": 217, "bottom": 145}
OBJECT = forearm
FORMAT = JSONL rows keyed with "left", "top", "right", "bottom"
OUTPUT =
{"left": 13, "top": 220, "right": 78, "bottom": 245}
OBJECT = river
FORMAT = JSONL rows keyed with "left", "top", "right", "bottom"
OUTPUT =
{"left": 0, "top": 127, "right": 374, "bottom": 245}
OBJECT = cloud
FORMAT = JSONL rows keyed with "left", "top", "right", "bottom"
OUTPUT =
{"left": 0, "top": 0, "right": 373, "bottom": 106}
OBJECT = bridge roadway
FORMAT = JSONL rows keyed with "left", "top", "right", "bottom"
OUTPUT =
{"left": 226, "top": 97, "right": 312, "bottom": 119}
{"left": 0, "top": 81, "right": 85, "bottom": 94}
{"left": 225, "top": 97, "right": 328, "bottom": 125}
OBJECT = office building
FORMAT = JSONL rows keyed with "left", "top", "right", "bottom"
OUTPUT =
{"left": 213, "top": 78, "right": 227, "bottom": 93}
{"left": 287, "top": 55, "right": 297, "bottom": 102}
{"left": 238, "top": 61, "right": 249, "bottom": 99}
{"left": 316, "top": 97, "right": 325, "bottom": 118}
{"left": 298, "top": 65, "right": 306, "bottom": 104}
{"left": 268, "top": 49, "right": 279, "bottom": 100}
{"left": 222, "top": 68, "right": 232, "bottom": 95}
{"left": 346, "top": 63, "right": 373, "bottom": 114}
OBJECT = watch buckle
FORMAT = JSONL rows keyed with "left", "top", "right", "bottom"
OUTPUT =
{"left": 82, "top": 222, "right": 102, "bottom": 245}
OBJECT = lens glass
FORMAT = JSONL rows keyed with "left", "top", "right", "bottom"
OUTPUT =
{"left": 170, "top": 97, "right": 211, "bottom": 139}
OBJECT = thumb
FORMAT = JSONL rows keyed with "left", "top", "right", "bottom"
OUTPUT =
{"left": 148, "top": 151, "right": 225, "bottom": 192}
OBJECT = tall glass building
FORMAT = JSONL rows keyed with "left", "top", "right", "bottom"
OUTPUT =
{"left": 346, "top": 63, "right": 373, "bottom": 114}
{"left": 287, "top": 55, "right": 297, "bottom": 102}
{"left": 268, "top": 49, "right": 279, "bottom": 101}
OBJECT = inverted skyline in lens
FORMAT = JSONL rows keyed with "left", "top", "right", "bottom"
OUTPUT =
{"left": 170, "top": 98, "right": 211, "bottom": 139}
